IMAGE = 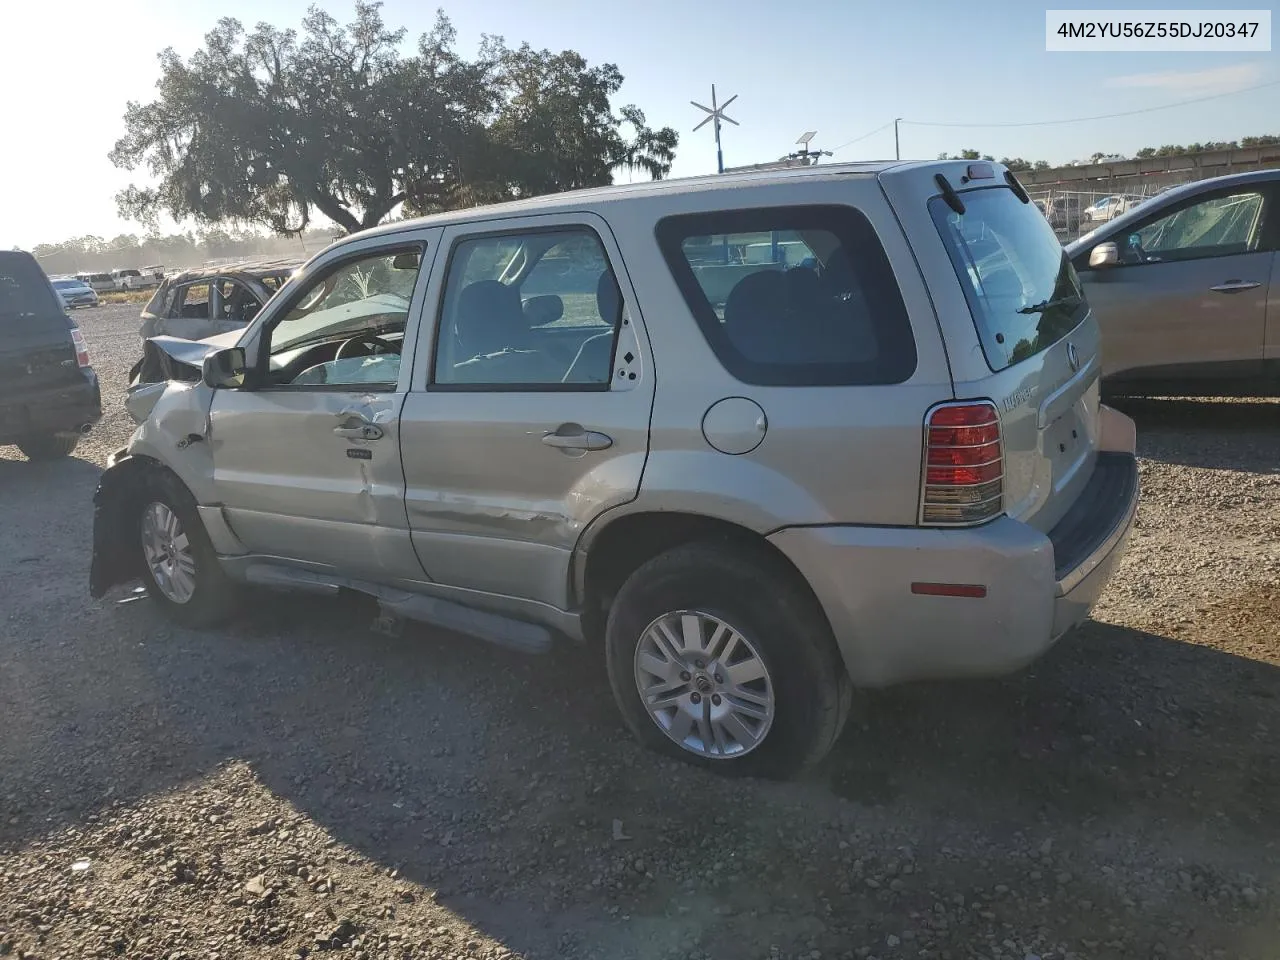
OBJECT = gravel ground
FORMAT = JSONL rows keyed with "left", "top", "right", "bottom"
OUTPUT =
{"left": 1, "top": 303, "right": 1278, "bottom": 960}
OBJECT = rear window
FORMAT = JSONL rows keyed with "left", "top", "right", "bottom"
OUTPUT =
{"left": 656, "top": 205, "right": 916, "bottom": 387}
{"left": 930, "top": 187, "right": 1086, "bottom": 372}
{"left": 0, "top": 253, "right": 62, "bottom": 318}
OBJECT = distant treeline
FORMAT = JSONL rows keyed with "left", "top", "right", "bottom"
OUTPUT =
{"left": 941, "top": 134, "right": 1280, "bottom": 171}
{"left": 29, "top": 227, "right": 341, "bottom": 277}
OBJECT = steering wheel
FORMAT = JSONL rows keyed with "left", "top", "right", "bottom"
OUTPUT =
{"left": 335, "top": 332, "right": 398, "bottom": 360}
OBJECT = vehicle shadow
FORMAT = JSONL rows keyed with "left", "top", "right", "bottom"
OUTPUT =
{"left": 3, "top": 577, "right": 1278, "bottom": 956}
{"left": 1109, "top": 397, "right": 1280, "bottom": 472}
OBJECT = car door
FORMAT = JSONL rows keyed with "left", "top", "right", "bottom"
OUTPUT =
{"left": 399, "top": 213, "right": 654, "bottom": 609}
{"left": 206, "top": 230, "right": 438, "bottom": 581}
{"left": 1077, "top": 182, "right": 1276, "bottom": 385}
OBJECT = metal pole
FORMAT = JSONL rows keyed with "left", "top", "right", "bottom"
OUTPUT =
{"left": 894, "top": 118, "right": 902, "bottom": 160}
{"left": 713, "top": 84, "right": 724, "bottom": 174}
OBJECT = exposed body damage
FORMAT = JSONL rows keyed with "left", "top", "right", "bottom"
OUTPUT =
{"left": 128, "top": 330, "right": 241, "bottom": 389}
{"left": 90, "top": 370, "right": 232, "bottom": 598}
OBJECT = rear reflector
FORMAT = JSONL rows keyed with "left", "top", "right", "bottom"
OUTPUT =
{"left": 911, "top": 582, "right": 988, "bottom": 598}
{"left": 920, "top": 401, "right": 1003, "bottom": 526}
{"left": 70, "top": 327, "right": 90, "bottom": 368}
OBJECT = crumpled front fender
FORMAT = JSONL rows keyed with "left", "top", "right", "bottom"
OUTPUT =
{"left": 89, "top": 455, "right": 158, "bottom": 598}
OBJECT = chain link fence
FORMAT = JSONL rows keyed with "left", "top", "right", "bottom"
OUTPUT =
{"left": 1028, "top": 177, "right": 1196, "bottom": 242}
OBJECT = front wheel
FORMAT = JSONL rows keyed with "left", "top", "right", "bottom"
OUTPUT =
{"left": 18, "top": 433, "right": 79, "bottom": 461}
{"left": 136, "top": 472, "right": 239, "bottom": 628}
{"left": 604, "top": 541, "right": 851, "bottom": 779}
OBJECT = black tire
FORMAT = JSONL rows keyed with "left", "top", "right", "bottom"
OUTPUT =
{"left": 134, "top": 470, "right": 240, "bottom": 628}
{"left": 604, "top": 540, "right": 851, "bottom": 779}
{"left": 18, "top": 433, "right": 80, "bottom": 461}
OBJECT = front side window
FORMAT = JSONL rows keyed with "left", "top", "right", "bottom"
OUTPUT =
{"left": 657, "top": 205, "right": 916, "bottom": 386}
{"left": 931, "top": 187, "right": 1086, "bottom": 372}
{"left": 432, "top": 227, "right": 621, "bottom": 389}
{"left": 261, "top": 247, "right": 423, "bottom": 389}
{"left": 1122, "top": 191, "right": 1265, "bottom": 265}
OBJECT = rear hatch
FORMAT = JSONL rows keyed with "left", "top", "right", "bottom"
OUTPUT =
{"left": 881, "top": 162, "right": 1101, "bottom": 533}
{"left": 0, "top": 252, "right": 85, "bottom": 400}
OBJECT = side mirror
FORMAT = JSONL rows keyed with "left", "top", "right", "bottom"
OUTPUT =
{"left": 1088, "top": 242, "right": 1120, "bottom": 269}
{"left": 202, "top": 346, "right": 247, "bottom": 389}
{"left": 392, "top": 252, "right": 420, "bottom": 270}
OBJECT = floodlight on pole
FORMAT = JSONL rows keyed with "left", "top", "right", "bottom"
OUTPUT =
{"left": 691, "top": 84, "right": 738, "bottom": 174}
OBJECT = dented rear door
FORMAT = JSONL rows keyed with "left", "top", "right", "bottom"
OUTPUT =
{"left": 398, "top": 212, "right": 655, "bottom": 610}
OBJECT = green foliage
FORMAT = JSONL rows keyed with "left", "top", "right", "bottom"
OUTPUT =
{"left": 111, "top": 2, "right": 678, "bottom": 235}
{"left": 941, "top": 136, "right": 1278, "bottom": 171}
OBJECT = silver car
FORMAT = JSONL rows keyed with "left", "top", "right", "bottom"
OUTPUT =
{"left": 90, "top": 160, "right": 1139, "bottom": 778}
{"left": 1068, "top": 169, "right": 1280, "bottom": 397}
{"left": 51, "top": 277, "right": 100, "bottom": 309}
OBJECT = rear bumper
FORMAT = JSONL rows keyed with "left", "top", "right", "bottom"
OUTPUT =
{"left": 769, "top": 449, "right": 1140, "bottom": 688}
{"left": 0, "top": 370, "right": 102, "bottom": 443}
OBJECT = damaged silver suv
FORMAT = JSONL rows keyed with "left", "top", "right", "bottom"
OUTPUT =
{"left": 91, "top": 160, "right": 1140, "bottom": 778}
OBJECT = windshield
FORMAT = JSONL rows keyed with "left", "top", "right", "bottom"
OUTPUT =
{"left": 931, "top": 186, "right": 1086, "bottom": 372}
{"left": 271, "top": 253, "right": 418, "bottom": 352}
{"left": 52, "top": 279, "right": 83, "bottom": 290}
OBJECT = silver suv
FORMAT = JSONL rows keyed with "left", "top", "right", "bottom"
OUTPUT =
{"left": 90, "top": 160, "right": 1140, "bottom": 779}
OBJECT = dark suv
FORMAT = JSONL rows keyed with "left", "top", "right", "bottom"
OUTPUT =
{"left": 0, "top": 251, "right": 102, "bottom": 460}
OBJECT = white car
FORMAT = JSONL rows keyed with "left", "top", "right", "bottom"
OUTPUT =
{"left": 113, "top": 268, "right": 161, "bottom": 291}
{"left": 76, "top": 272, "right": 116, "bottom": 293}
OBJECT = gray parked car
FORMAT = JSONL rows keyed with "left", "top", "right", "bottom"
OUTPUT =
{"left": 1068, "top": 169, "right": 1280, "bottom": 397}
{"left": 137, "top": 259, "right": 301, "bottom": 342}
{"left": 90, "top": 160, "right": 1139, "bottom": 778}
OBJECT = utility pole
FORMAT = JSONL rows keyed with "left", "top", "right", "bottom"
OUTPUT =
{"left": 894, "top": 118, "right": 902, "bottom": 161}
{"left": 692, "top": 85, "right": 739, "bottom": 174}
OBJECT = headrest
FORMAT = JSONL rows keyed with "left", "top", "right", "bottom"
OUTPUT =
{"left": 454, "top": 280, "right": 526, "bottom": 358}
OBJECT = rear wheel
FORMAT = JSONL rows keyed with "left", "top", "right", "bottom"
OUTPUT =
{"left": 604, "top": 541, "right": 850, "bottom": 779}
{"left": 136, "top": 472, "right": 239, "bottom": 628}
{"left": 18, "top": 433, "right": 80, "bottom": 461}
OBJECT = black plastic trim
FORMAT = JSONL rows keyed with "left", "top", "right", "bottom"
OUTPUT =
{"left": 1048, "top": 452, "right": 1139, "bottom": 582}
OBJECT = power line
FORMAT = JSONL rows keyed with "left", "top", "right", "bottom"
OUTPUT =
{"left": 829, "top": 120, "right": 896, "bottom": 154}
{"left": 900, "top": 79, "right": 1280, "bottom": 129}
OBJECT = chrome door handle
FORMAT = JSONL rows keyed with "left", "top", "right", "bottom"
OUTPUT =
{"left": 334, "top": 409, "right": 383, "bottom": 441}
{"left": 1209, "top": 280, "right": 1262, "bottom": 294}
{"left": 541, "top": 425, "right": 613, "bottom": 452}
{"left": 334, "top": 424, "right": 383, "bottom": 440}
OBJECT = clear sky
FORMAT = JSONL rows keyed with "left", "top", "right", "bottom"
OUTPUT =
{"left": 3, "top": 0, "right": 1275, "bottom": 249}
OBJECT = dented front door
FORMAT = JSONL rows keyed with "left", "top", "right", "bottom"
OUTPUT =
{"left": 207, "top": 389, "right": 419, "bottom": 580}
{"left": 203, "top": 230, "right": 439, "bottom": 582}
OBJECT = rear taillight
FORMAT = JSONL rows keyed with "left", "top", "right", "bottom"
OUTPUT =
{"left": 920, "top": 401, "right": 1003, "bottom": 526}
{"left": 70, "top": 327, "right": 91, "bottom": 368}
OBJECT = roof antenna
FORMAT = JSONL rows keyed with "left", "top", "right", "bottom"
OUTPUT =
{"left": 786, "top": 131, "right": 832, "bottom": 166}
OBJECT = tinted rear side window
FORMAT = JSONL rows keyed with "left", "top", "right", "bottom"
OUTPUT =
{"left": 0, "top": 253, "right": 62, "bottom": 318}
{"left": 656, "top": 205, "right": 916, "bottom": 386}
